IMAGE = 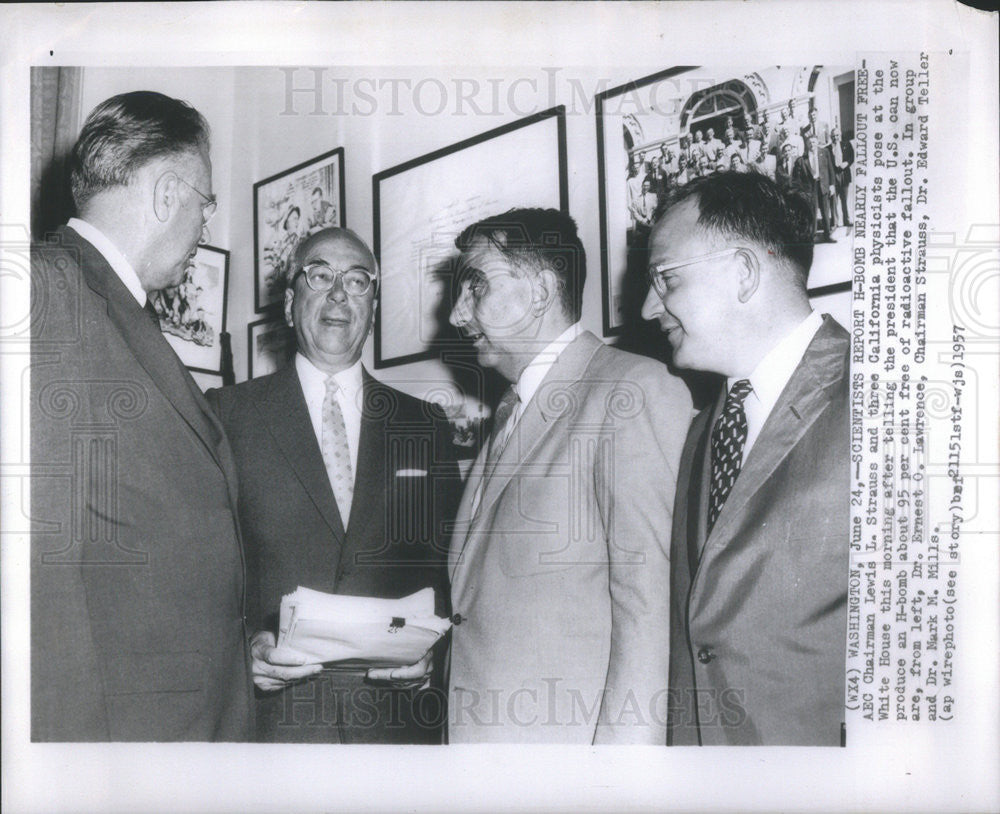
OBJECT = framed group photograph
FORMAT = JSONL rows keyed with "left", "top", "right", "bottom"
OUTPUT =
{"left": 247, "top": 316, "right": 296, "bottom": 380}
{"left": 372, "top": 106, "right": 568, "bottom": 369}
{"left": 253, "top": 146, "right": 345, "bottom": 313}
{"left": 596, "top": 65, "right": 857, "bottom": 336}
{"left": 149, "top": 244, "right": 230, "bottom": 374}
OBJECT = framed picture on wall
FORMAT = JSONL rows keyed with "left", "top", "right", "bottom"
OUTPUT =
{"left": 372, "top": 106, "right": 568, "bottom": 369}
{"left": 189, "top": 370, "right": 224, "bottom": 394}
{"left": 247, "top": 316, "right": 296, "bottom": 380}
{"left": 596, "top": 65, "right": 856, "bottom": 336}
{"left": 149, "top": 243, "right": 229, "bottom": 374}
{"left": 253, "top": 146, "right": 345, "bottom": 313}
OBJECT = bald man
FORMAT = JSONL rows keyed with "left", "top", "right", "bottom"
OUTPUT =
{"left": 207, "top": 227, "right": 461, "bottom": 743}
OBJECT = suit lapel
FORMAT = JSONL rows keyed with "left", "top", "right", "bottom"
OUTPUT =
{"left": 448, "top": 442, "right": 488, "bottom": 588}
{"left": 68, "top": 227, "right": 228, "bottom": 475}
{"left": 342, "top": 372, "right": 387, "bottom": 550}
{"left": 255, "top": 365, "right": 347, "bottom": 548}
{"left": 686, "top": 403, "right": 717, "bottom": 578}
{"left": 697, "top": 318, "right": 849, "bottom": 568}
{"left": 450, "top": 332, "right": 604, "bottom": 596}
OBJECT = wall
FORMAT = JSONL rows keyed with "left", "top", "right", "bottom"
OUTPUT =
{"left": 77, "top": 64, "right": 851, "bottom": 402}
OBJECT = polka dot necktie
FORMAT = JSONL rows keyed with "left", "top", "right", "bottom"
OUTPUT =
{"left": 708, "top": 379, "right": 753, "bottom": 534}
{"left": 321, "top": 376, "right": 353, "bottom": 528}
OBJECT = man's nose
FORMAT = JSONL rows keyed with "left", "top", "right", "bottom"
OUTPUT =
{"left": 449, "top": 291, "right": 470, "bottom": 328}
{"left": 322, "top": 272, "right": 348, "bottom": 299}
{"left": 640, "top": 285, "right": 664, "bottom": 321}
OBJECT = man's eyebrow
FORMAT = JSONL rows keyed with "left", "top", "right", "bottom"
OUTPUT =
{"left": 302, "top": 258, "right": 371, "bottom": 272}
{"left": 456, "top": 262, "right": 484, "bottom": 282}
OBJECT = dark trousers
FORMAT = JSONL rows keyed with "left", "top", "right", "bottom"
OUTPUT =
{"left": 833, "top": 179, "right": 852, "bottom": 226}
{"left": 811, "top": 179, "right": 832, "bottom": 239}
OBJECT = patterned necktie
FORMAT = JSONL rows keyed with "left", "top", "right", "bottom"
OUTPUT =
{"left": 470, "top": 386, "right": 519, "bottom": 521}
{"left": 321, "top": 376, "right": 353, "bottom": 528}
{"left": 708, "top": 379, "right": 753, "bottom": 534}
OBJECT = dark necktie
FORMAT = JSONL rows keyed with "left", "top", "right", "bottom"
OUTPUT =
{"left": 708, "top": 379, "right": 753, "bottom": 534}
{"left": 143, "top": 298, "right": 160, "bottom": 327}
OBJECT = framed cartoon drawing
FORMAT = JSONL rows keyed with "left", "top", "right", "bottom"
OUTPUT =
{"left": 149, "top": 244, "right": 229, "bottom": 374}
{"left": 253, "top": 147, "right": 345, "bottom": 313}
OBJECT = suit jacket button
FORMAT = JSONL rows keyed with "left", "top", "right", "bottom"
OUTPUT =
{"left": 697, "top": 647, "right": 715, "bottom": 664}
{"left": 450, "top": 613, "right": 463, "bottom": 625}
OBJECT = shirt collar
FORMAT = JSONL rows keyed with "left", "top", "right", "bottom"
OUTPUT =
{"left": 514, "top": 322, "right": 582, "bottom": 408}
{"left": 296, "top": 352, "right": 364, "bottom": 397}
{"left": 68, "top": 217, "right": 147, "bottom": 306}
{"left": 731, "top": 310, "right": 823, "bottom": 415}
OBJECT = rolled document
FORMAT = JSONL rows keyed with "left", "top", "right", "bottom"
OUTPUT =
{"left": 277, "top": 586, "right": 451, "bottom": 670}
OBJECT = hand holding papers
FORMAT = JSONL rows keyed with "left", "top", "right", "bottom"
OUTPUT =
{"left": 276, "top": 586, "right": 451, "bottom": 673}
{"left": 249, "top": 630, "right": 324, "bottom": 692}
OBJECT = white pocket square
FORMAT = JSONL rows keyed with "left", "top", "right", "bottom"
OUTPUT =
{"left": 395, "top": 469, "right": 428, "bottom": 477}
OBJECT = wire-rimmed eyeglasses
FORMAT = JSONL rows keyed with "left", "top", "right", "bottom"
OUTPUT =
{"left": 175, "top": 175, "right": 218, "bottom": 224}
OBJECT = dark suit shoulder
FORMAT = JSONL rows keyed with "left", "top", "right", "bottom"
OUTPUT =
{"left": 362, "top": 376, "right": 449, "bottom": 426}
{"left": 206, "top": 369, "right": 289, "bottom": 421}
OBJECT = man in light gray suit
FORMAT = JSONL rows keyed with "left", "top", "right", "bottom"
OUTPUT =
{"left": 641, "top": 171, "right": 849, "bottom": 746}
{"left": 446, "top": 208, "right": 691, "bottom": 743}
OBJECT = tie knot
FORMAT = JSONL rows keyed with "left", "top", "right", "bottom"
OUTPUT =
{"left": 325, "top": 376, "right": 340, "bottom": 395}
{"left": 727, "top": 379, "right": 753, "bottom": 405}
{"left": 491, "top": 386, "right": 519, "bottom": 437}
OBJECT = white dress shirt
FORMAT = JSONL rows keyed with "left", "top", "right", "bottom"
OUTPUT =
{"left": 68, "top": 217, "right": 147, "bottom": 306}
{"left": 296, "top": 352, "right": 364, "bottom": 479}
{"left": 728, "top": 310, "right": 823, "bottom": 464}
{"left": 500, "top": 321, "right": 583, "bottom": 438}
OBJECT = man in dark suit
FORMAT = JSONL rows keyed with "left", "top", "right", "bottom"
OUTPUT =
{"left": 31, "top": 91, "right": 254, "bottom": 740}
{"left": 641, "top": 171, "right": 849, "bottom": 746}
{"left": 800, "top": 106, "right": 831, "bottom": 148}
{"left": 827, "top": 127, "right": 855, "bottom": 229}
{"left": 207, "top": 227, "right": 460, "bottom": 743}
{"left": 774, "top": 142, "right": 797, "bottom": 191}
{"left": 793, "top": 134, "right": 837, "bottom": 243}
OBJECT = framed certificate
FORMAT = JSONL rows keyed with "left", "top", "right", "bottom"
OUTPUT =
{"left": 372, "top": 106, "right": 568, "bottom": 368}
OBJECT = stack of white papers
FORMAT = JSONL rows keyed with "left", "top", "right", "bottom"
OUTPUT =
{"left": 276, "top": 586, "right": 452, "bottom": 670}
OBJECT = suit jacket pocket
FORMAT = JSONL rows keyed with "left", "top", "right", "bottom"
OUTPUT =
{"left": 103, "top": 651, "right": 208, "bottom": 741}
{"left": 104, "top": 651, "right": 205, "bottom": 696}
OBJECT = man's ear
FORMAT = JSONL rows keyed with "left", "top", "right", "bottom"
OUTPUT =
{"left": 284, "top": 285, "right": 295, "bottom": 327}
{"left": 152, "top": 171, "right": 178, "bottom": 224}
{"left": 735, "top": 248, "right": 761, "bottom": 303}
{"left": 531, "top": 267, "right": 561, "bottom": 316}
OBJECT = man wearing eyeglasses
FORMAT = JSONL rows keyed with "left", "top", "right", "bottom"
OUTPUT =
{"left": 31, "top": 91, "right": 251, "bottom": 741}
{"left": 207, "top": 227, "right": 460, "bottom": 743}
{"left": 641, "top": 171, "right": 850, "bottom": 746}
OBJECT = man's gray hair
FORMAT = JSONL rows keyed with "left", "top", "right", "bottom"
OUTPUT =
{"left": 70, "top": 91, "right": 209, "bottom": 209}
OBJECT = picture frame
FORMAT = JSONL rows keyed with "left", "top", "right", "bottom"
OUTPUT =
{"left": 247, "top": 316, "right": 297, "bottom": 380}
{"left": 149, "top": 243, "right": 229, "bottom": 374}
{"left": 372, "top": 106, "right": 568, "bottom": 369}
{"left": 188, "top": 370, "right": 224, "bottom": 394}
{"left": 253, "top": 146, "right": 345, "bottom": 313}
{"left": 596, "top": 65, "right": 856, "bottom": 336}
